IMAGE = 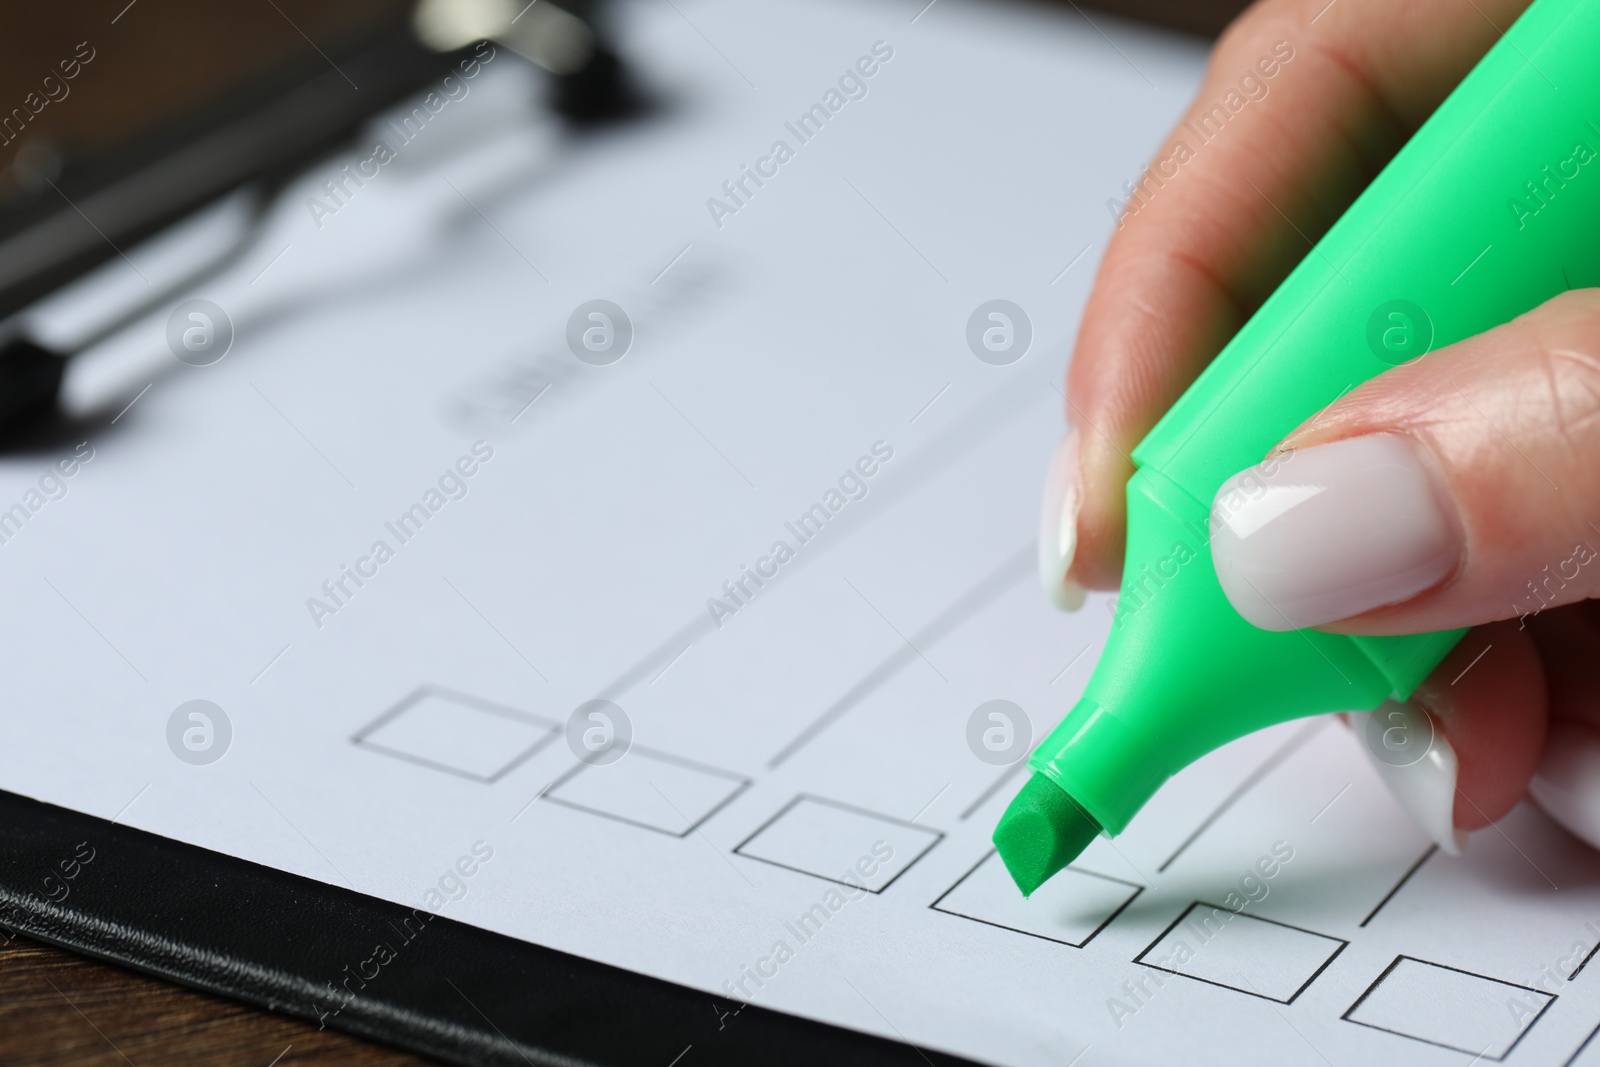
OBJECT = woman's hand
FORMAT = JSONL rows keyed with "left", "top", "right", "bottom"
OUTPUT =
{"left": 1044, "top": 0, "right": 1600, "bottom": 853}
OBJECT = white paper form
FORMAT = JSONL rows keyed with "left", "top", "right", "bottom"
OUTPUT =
{"left": 6, "top": 1, "right": 1600, "bottom": 1065}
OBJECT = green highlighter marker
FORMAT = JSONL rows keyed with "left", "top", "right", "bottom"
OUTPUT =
{"left": 995, "top": 0, "right": 1600, "bottom": 896}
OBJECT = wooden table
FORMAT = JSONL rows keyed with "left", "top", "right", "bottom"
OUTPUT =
{"left": 0, "top": 0, "right": 1244, "bottom": 1062}
{"left": 0, "top": 934, "right": 433, "bottom": 1065}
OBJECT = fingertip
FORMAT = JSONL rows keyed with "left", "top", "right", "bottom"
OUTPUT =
{"left": 1064, "top": 425, "right": 1133, "bottom": 592}
{"left": 1038, "top": 429, "right": 1088, "bottom": 610}
{"left": 1357, "top": 624, "right": 1544, "bottom": 852}
{"left": 1352, "top": 699, "right": 1464, "bottom": 855}
{"left": 1413, "top": 622, "right": 1547, "bottom": 832}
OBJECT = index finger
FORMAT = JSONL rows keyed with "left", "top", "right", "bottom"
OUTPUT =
{"left": 1049, "top": 0, "right": 1527, "bottom": 596}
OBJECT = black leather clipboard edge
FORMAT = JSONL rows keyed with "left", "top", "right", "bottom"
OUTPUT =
{"left": 0, "top": 789, "right": 983, "bottom": 1067}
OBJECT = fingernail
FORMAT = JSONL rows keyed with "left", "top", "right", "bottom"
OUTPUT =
{"left": 1210, "top": 433, "right": 1459, "bottom": 631}
{"left": 1039, "top": 428, "right": 1086, "bottom": 610}
{"left": 1353, "top": 699, "right": 1464, "bottom": 855}
{"left": 1529, "top": 719, "right": 1600, "bottom": 851}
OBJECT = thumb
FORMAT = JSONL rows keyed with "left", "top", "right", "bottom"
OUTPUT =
{"left": 1209, "top": 288, "right": 1600, "bottom": 636}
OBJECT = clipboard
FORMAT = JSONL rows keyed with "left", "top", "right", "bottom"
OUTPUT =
{"left": 0, "top": 788, "right": 978, "bottom": 1065}
{"left": 0, "top": 3, "right": 1223, "bottom": 1065}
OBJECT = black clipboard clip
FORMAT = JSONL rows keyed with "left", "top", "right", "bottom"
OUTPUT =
{"left": 0, "top": 0, "right": 646, "bottom": 445}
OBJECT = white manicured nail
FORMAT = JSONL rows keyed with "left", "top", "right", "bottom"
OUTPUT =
{"left": 1530, "top": 719, "right": 1600, "bottom": 851}
{"left": 1039, "top": 428, "right": 1086, "bottom": 610}
{"left": 1353, "top": 700, "right": 1464, "bottom": 855}
{"left": 1210, "top": 434, "right": 1459, "bottom": 631}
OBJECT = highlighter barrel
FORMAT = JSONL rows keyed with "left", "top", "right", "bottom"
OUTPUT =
{"left": 996, "top": 0, "right": 1600, "bottom": 893}
{"left": 1031, "top": 464, "right": 1450, "bottom": 838}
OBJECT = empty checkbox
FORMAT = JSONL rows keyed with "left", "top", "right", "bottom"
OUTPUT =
{"left": 1135, "top": 902, "right": 1347, "bottom": 1004}
{"left": 354, "top": 685, "right": 557, "bottom": 782}
{"left": 543, "top": 749, "right": 750, "bottom": 836}
{"left": 733, "top": 795, "right": 942, "bottom": 893}
{"left": 931, "top": 851, "right": 1140, "bottom": 948}
{"left": 1343, "top": 956, "right": 1554, "bottom": 1060}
